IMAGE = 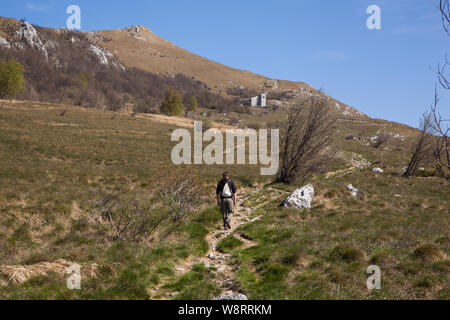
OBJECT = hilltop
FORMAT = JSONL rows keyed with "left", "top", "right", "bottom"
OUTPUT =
{"left": 0, "top": 16, "right": 365, "bottom": 118}
{"left": 92, "top": 24, "right": 365, "bottom": 117}
{"left": 91, "top": 25, "right": 307, "bottom": 93}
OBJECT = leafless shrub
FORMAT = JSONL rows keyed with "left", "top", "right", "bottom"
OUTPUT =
{"left": 247, "top": 123, "right": 261, "bottom": 130}
{"left": 372, "top": 133, "right": 390, "bottom": 148}
{"left": 437, "top": 54, "right": 450, "bottom": 90}
{"left": 148, "top": 108, "right": 160, "bottom": 115}
{"left": 226, "top": 86, "right": 258, "bottom": 99}
{"left": 278, "top": 93, "right": 337, "bottom": 184}
{"left": 133, "top": 98, "right": 153, "bottom": 114}
{"left": 404, "top": 112, "right": 434, "bottom": 177}
{"left": 228, "top": 117, "right": 240, "bottom": 126}
{"left": 426, "top": 90, "right": 450, "bottom": 180}
{"left": 268, "top": 120, "right": 281, "bottom": 128}
{"left": 100, "top": 170, "right": 202, "bottom": 242}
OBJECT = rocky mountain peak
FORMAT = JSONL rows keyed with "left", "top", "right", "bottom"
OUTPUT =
{"left": 121, "top": 25, "right": 151, "bottom": 34}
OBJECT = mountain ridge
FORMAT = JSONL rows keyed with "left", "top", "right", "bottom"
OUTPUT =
{"left": 90, "top": 23, "right": 366, "bottom": 117}
{"left": 1, "top": 16, "right": 365, "bottom": 118}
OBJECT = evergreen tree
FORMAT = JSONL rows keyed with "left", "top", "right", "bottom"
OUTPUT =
{"left": 160, "top": 88, "right": 183, "bottom": 116}
{"left": 0, "top": 60, "right": 25, "bottom": 100}
{"left": 189, "top": 96, "right": 198, "bottom": 113}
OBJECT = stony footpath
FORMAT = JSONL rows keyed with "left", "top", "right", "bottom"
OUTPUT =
{"left": 150, "top": 187, "right": 285, "bottom": 300}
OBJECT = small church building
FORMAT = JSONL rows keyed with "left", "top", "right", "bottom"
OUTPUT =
{"left": 243, "top": 93, "right": 267, "bottom": 107}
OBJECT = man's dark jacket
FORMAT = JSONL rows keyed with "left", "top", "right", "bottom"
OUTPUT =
{"left": 216, "top": 179, "right": 237, "bottom": 199}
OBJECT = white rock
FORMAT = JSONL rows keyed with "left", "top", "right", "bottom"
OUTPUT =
{"left": 372, "top": 168, "right": 384, "bottom": 173}
{"left": 281, "top": 184, "right": 315, "bottom": 209}
{"left": 15, "top": 22, "right": 48, "bottom": 60}
{"left": 0, "top": 36, "right": 11, "bottom": 49}
{"left": 347, "top": 184, "right": 359, "bottom": 197}
{"left": 89, "top": 44, "right": 112, "bottom": 65}
{"left": 87, "top": 44, "right": 125, "bottom": 70}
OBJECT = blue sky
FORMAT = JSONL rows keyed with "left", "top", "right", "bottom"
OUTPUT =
{"left": 1, "top": 0, "right": 448, "bottom": 127}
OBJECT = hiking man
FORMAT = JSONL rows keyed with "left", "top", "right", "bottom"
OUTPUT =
{"left": 216, "top": 172, "right": 237, "bottom": 230}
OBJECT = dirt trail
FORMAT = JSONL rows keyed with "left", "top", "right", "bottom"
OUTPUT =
{"left": 150, "top": 187, "right": 284, "bottom": 299}
{"left": 326, "top": 152, "right": 371, "bottom": 178}
{"left": 136, "top": 113, "right": 234, "bottom": 131}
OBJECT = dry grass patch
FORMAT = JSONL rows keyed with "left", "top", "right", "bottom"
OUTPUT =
{"left": 0, "top": 259, "right": 98, "bottom": 285}
{"left": 413, "top": 244, "right": 447, "bottom": 263}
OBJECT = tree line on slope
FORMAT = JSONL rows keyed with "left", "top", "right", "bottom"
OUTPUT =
{"left": 0, "top": 26, "right": 237, "bottom": 113}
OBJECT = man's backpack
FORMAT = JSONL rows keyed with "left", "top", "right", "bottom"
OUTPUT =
{"left": 222, "top": 180, "right": 233, "bottom": 198}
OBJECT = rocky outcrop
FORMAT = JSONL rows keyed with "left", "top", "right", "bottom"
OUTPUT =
{"left": 89, "top": 44, "right": 113, "bottom": 65}
{"left": 15, "top": 22, "right": 48, "bottom": 60}
{"left": 1, "top": 20, "right": 124, "bottom": 71}
{"left": 121, "top": 25, "right": 149, "bottom": 34}
{"left": 88, "top": 44, "right": 125, "bottom": 70}
{"left": 280, "top": 184, "right": 315, "bottom": 209}
{"left": 0, "top": 36, "right": 10, "bottom": 48}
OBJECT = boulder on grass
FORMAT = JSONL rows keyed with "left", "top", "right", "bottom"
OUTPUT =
{"left": 280, "top": 184, "right": 315, "bottom": 209}
{"left": 347, "top": 184, "right": 365, "bottom": 199}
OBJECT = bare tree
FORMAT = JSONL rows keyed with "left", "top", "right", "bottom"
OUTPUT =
{"left": 100, "top": 169, "right": 202, "bottom": 242}
{"left": 435, "top": 0, "right": 450, "bottom": 88}
{"left": 278, "top": 94, "right": 337, "bottom": 184}
{"left": 425, "top": 0, "right": 450, "bottom": 180}
{"left": 404, "top": 111, "right": 435, "bottom": 178}
{"left": 437, "top": 54, "right": 450, "bottom": 90}
{"left": 426, "top": 91, "right": 450, "bottom": 180}
{"left": 439, "top": 0, "right": 450, "bottom": 35}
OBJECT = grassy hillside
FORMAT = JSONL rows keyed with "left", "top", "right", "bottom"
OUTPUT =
{"left": 0, "top": 100, "right": 448, "bottom": 300}
{"left": 0, "top": 100, "right": 259, "bottom": 298}
{"left": 93, "top": 25, "right": 310, "bottom": 96}
{"left": 230, "top": 177, "right": 449, "bottom": 300}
